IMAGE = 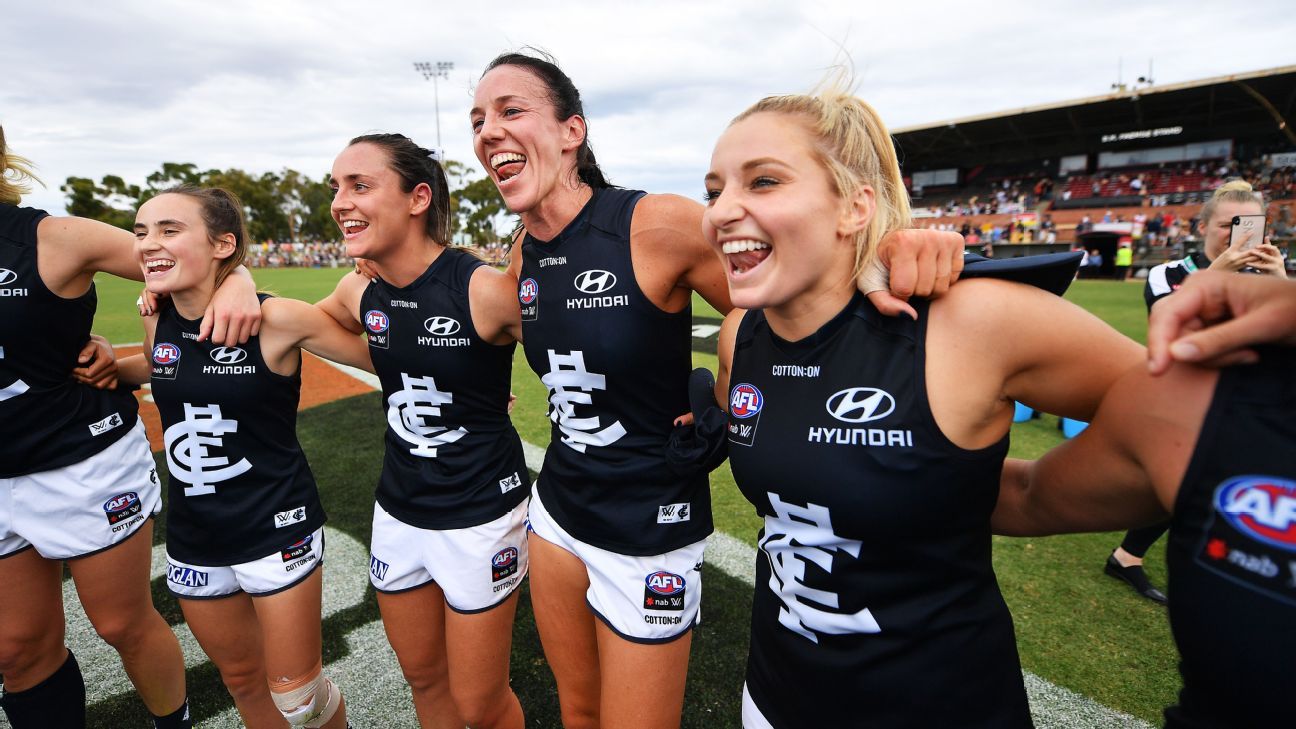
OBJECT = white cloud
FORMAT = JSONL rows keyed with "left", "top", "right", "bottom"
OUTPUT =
{"left": 5, "top": 0, "right": 1292, "bottom": 214}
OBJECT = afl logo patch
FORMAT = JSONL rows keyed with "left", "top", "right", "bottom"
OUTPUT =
{"left": 0, "top": 269, "right": 17, "bottom": 285}
{"left": 491, "top": 546, "right": 519, "bottom": 582}
{"left": 644, "top": 570, "right": 687, "bottom": 611}
{"left": 574, "top": 269, "right": 616, "bottom": 294}
{"left": 729, "top": 383, "right": 764, "bottom": 419}
{"left": 364, "top": 310, "right": 389, "bottom": 333}
{"left": 209, "top": 346, "right": 247, "bottom": 364}
{"left": 646, "top": 571, "right": 686, "bottom": 595}
{"left": 152, "top": 343, "right": 181, "bottom": 365}
{"left": 423, "top": 316, "right": 461, "bottom": 336}
{"left": 518, "top": 278, "right": 538, "bottom": 304}
{"left": 103, "top": 491, "right": 142, "bottom": 525}
{"left": 826, "top": 387, "right": 895, "bottom": 424}
{"left": 1215, "top": 476, "right": 1296, "bottom": 552}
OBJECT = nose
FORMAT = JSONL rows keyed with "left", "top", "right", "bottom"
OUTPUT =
{"left": 705, "top": 185, "right": 744, "bottom": 232}
{"left": 477, "top": 113, "right": 505, "bottom": 144}
{"left": 330, "top": 187, "right": 352, "bottom": 217}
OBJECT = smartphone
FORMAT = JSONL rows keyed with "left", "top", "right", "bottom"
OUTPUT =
{"left": 1230, "top": 214, "right": 1267, "bottom": 252}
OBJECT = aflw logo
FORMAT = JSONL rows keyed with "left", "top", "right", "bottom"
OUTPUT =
{"left": 574, "top": 269, "right": 617, "bottom": 294}
{"left": 826, "top": 388, "right": 895, "bottom": 423}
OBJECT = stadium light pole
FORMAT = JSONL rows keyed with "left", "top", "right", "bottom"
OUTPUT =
{"left": 413, "top": 61, "right": 455, "bottom": 149}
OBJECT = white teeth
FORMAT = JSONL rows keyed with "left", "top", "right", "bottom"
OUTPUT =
{"left": 146, "top": 259, "right": 175, "bottom": 273}
{"left": 490, "top": 152, "right": 526, "bottom": 169}
{"left": 721, "top": 240, "right": 771, "bottom": 254}
{"left": 342, "top": 220, "right": 368, "bottom": 229}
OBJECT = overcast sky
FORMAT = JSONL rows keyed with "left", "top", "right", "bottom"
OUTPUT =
{"left": 5, "top": 0, "right": 1293, "bottom": 216}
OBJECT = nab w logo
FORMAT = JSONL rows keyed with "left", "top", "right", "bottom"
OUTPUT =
{"left": 209, "top": 347, "right": 247, "bottom": 364}
{"left": 0, "top": 269, "right": 17, "bottom": 285}
{"left": 423, "top": 317, "right": 461, "bottom": 336}
{"left": 574, "top": 269, "right": 616, "bottom": 294}
{"left": 826, "top": 387, "right": 895, "bottom": 424}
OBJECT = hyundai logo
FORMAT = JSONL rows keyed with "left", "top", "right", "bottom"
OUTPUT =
{"left": 825, "top": 387, "right": 895, "bottom": 423}
{"left": 574, "top": 269, "right": 617, "bottom": 294}
{"left": 423, "top": 316, "right": 461, "bottom": 336}
{"left": 0, "top": 269, "right": 16, "bottom": 286}
{"left": 209, "top": 347, "right": 247, "bottom": 364}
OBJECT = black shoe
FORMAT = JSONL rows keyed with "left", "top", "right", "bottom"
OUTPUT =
{"left": 1105, "top": 552, "right": 1168, "bottom": 604}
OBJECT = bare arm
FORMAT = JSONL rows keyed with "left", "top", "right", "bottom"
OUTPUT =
{"left": 714, "top": 308, "right": 745, "bottom": 409}
{"left": 314, "top": 271, "right": 368, "bottom": 334}
{"left": 631, "top": 193, "right": 733, "bottom": 316}
{"left": 993, "top": 362, "right": 1215, "bottom": 536}
{"left": 117, "top": 353, "right": 152, "bottom": 388}
{"left": 926, "top": 278, "right": 1144, "bottom": 449}
{"left": 469, "top": 265, "right": 522, "bottom": 345}
{"left": 260, "top": 297, "right": 373, "bottom": 374}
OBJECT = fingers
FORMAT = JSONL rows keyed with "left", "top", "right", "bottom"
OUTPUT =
{"left": 673, "top": 412, "right": 695, "bottom": 428}
{"left": 911, "top": 240, "right": 938, "bottom": 298}
{"left": 884, "top": 245, "right": 917, "bottom": 300}
{"left": 137, "top": 289, "right": 159, "bottom": 316}
{"left": 865, "top": 291, "right": 917, "bottom": 321}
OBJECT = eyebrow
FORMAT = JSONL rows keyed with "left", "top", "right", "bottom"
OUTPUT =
{"left": 469, "top": 94, "right": 526, "bottom": 117}
{"left": 133, "top": 218, "right": 186, "bottom": 231}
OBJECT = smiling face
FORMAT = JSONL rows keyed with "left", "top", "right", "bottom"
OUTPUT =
{"left": 329, "top": 142, "right": 421, "bottom": 261}
{"left": 1200, "top": 198, "right": 1264, "bottom": 260}
{"left": 703, "top": 112, "right": 862, "bottom": 314}
{"left": 470, "top": 64, "right": 585, "bottom": 215}
{"left": 133, "top": 193, "right": 232, "bottom": 297}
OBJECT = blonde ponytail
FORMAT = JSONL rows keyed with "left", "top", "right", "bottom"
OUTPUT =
{"left": 0, "top": 127, "right": 43, "bottom": 206}
{"left": 1200, "top": 178, "right": 1263, "bottom": 224}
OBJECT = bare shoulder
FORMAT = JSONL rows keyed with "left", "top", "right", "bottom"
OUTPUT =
{"left": 632, "top": 193, "right": 704, "bottom": 237}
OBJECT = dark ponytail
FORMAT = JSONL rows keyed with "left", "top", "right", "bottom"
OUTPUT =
{"left": 483, "top": 50, "right": 611, "bottom": 190}
{"left": 348, "top": 133, "right": 452, "bottom": 244}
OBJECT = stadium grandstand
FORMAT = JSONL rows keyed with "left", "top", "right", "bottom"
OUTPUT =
{"left": 893, "top": 65, "right": 1296, "bottom": 275}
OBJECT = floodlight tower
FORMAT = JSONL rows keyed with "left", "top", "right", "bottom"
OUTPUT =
{"left": 413, "top": 61, "right": 455, "bottom": 149}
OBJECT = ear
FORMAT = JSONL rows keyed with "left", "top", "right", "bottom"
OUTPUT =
{"left": 409, "top": 181, "right": 433, "bottom": 218}
{"left": 837, "top": 184, "right": 875, "bottom": 240}
{"left": 212, "top": 233, "right": 238, "bottom": 260}
{"left": 562, "top": 115, "right": 587, "bottom": 153}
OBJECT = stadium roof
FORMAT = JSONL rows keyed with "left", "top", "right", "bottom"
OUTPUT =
{"left": 893, "top": 65, "right": 1296, "bottom": 171}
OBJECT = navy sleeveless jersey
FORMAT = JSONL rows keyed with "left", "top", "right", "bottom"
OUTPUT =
{"left": 1164, "top": 348, "right": 1296, "bottom": 728}
{"left": 727, "top": 293, "right": 1032, "bottom": 728}
{"left": 151, "top": 298, "right": 324, "bottom": 565}
{"left": 0, "top": 204, "right": 139, "bottom": 478}
{"left": 362, "top": 248, "right": 528, "bottom": 529}
{"left": 518, "top": 188, "right": 710, "bottom": 555}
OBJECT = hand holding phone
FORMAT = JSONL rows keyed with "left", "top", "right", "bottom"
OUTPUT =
{"left": 1230, "top": 214, "right": 1266, "bottom": 252}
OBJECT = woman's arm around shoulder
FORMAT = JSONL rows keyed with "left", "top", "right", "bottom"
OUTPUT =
{"left": 631, "top": 193, "right": 733, "bottom": 316}
{"left": 260, "top": 296, "right": 373, "bottom": 376}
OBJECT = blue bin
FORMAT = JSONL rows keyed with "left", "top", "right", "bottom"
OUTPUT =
{"left": 1061, "top": 418, "right": 1089, "bottom": 438}
{"left": 1012, "top": 402, "right": 1034, "bottom": 422}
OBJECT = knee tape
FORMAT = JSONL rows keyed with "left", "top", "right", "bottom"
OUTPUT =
{"left": 271, "top": 671, "right": 341, "bottom": 728}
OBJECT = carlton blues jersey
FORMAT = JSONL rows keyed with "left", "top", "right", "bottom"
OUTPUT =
{"left": 518, "top": 187, "right": 710, "bottom": 556}
{"left": 0, "top": 204, "right": 139, "bottom": 478}
{"left": 151, "top": 298, "right": 324, "bottom": 565}
{"left": 1145, "top": 252, "right": 1207, "bottom": 311}
{"left": 1163, "top": 348, "right": 1296, "bottom": 728}
{"left": 727, "top": 293, "right": 1032, "bottom": 728}
{"left": 362, "top": 248, "right": 528, "bottom": 530}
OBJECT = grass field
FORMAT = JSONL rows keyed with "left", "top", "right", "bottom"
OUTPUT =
{"left": 72, "top": 270, "right": 1177, "bottom": 727}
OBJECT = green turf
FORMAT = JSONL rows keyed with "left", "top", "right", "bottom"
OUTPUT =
{"left": 84, "top": 271, "right": 1178, "bottom": 726}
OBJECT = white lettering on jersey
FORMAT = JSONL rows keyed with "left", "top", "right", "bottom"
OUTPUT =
{"left": 761, "top": 492, "right": 881, "bottom": 643}
{"left": 165, "top": 403, "right": 253, "bottom": 497}
{"left": 0, "top": 346, "right": 29, "bottom": 402}
{"left": 386, "top": 372, "right": 468, "bottom": 457}
{"left": 541, "top": 349, "right": 626, "bottom": 453}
